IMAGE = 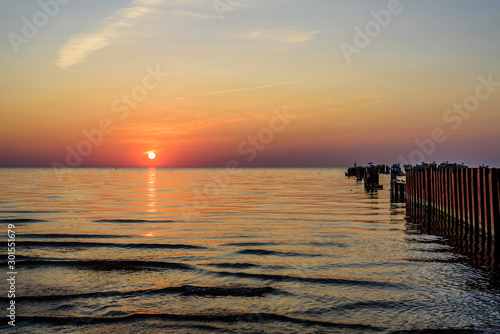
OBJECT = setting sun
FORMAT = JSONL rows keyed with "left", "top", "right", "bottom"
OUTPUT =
{"left": 148, "top": 152, "right": 156, "bottom": 160}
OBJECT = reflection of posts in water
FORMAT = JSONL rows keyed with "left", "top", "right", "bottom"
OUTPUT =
{"left": 408, "top": 213, "right": 498, "bottom": 268}
{"left": 405, "top": 167, "right": 500, "bottom": 264}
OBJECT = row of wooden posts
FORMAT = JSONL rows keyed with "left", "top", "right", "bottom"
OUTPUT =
{"left": 346, "top": 164, "right": 499, "bottom": 253}
{"left": 406, "top": 167, "right": 499, "bottom": 245}
{"left": 345, "top": 164, "right": 389, "bottom": 190}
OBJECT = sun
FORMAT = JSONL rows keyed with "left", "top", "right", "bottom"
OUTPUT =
{"left": 148, "top": 152, "right": 156, "bottom": 160}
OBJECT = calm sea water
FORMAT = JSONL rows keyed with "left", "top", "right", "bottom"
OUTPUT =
{"left": 1, "top": 168, "right": 499, "bottom": 333}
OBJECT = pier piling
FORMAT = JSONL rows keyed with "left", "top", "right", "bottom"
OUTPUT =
{"left": 347, "top": 163, "right": 499, "bottom": 256}
{"left": 405, "top": 166, "right": 499, "bottom": 250}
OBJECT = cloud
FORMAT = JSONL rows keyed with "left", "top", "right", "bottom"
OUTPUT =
{"left": 167, "top": 9, "right": 218, "bottom": 19}
{"left": 173, "top": 94, "right": 194, "bottom": 100}
{"left": 174, "top": 80, "right": 298, "bottom": 100}
{"left": 172, "top": 80, "right": 298, "bottom": 100}
{"left": 57, "top": 0, "right": 165, "bottom": 70}
{"left": 202, "top": 80, "right": 298, "bottom": 96}
{"left": 247, "top": 29, "right": 319, "bottom": 44}
{"left": 326, "top": 94, "right": 392, "bottom": 106}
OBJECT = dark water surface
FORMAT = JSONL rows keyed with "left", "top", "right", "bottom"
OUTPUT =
{"left": 0, "top": 168, "right": 499, "bottom": 333}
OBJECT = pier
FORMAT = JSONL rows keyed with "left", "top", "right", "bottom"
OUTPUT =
{"left": 346, "top": 162, "right": 500, "bottom": 256}
{"left": 345, "top": 163, "right": 389, "bottom": 190}
{"left": 405, "top": 165, "right": 499, "bottom": 248}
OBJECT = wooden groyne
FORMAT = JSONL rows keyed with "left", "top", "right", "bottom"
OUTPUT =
{"left": 346, "top": 163, "right": 499, "bottom": 254}
{"left": 390, "top": 181, "right": 406, "bottom": 203}
{"left": 406, "top": 166, "right": 499, "bottom": 245}
{"left": 345, "top": 163, "right": 390, "bottom": 190}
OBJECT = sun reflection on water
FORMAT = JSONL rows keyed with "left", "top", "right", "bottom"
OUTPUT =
{"left": 147, "top": 167, "right": 156, "bottom": 213}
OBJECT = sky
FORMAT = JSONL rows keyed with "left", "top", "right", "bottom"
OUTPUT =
{"left": 1, "top": 0, "right": 499, "bottom": 168}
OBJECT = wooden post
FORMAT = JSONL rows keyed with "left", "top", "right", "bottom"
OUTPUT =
{"left": 412, "top": 169, "right": 416, "bottom": 217}
{"left": 450, "top": 168, "right": 455, "bottom": 221}
{"left": 492, "top": 168, "right": 500, "bottom": 253}
{"left": 460, "top": 168, "right": 464, "bottom": 224}
{"left": 407, "top": 170, "right": 412, "bottom": 216}
{"left": 414, "top": 169, "right": 418, "bottom": 216}
{"left": 466, "top": 168, "right": 472, "bottom": 228}
{"left": 446, "top": 168, "right": 453, "bottom": 219}
{"left": 484, "top": 168, "right": 492, "bottom": 242}
{"left": 438, "top": 169, "right": 443, "bottom": 220}
{"left": 460, "top": 168, "right": 466, "bottom": 225}
{"left": 472, "top": 169, "right": 480, "bottom": 235}
{"left": 439, "top": 169, "right": 444, "bottom": 218}
{"left": 478, "top": 168, "right": 486, "bottom": 237}
{"left": 414, "top": 169, "right": 418, "bottom": 217}
{"left": 453, "top": 168, "right": 459, "bottom": 233}
{"left": 419, "top": 169, "right": 423, "bottom": 217}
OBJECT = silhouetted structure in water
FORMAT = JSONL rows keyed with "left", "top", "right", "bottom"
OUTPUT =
{"left": 345, "top": 163, "right": 384, "bottom": 190}
{"left": 347, "top": 162, "right": 500, "bottom": 259}
{"left": 405, "top": 165, "right": 499, "bottom": 256}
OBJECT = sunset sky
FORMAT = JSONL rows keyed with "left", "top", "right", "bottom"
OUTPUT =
{"left": 1, "top": 0, "right": 499, "bottom": 168}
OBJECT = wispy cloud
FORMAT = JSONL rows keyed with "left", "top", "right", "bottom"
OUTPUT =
{"left": 325, "top": 94, "right": 392, "bottom": 106}
{"left": 202, "top": 80, "right": 298, "bottom": 96}
{"left": 172, "top": 80, "right": 298, "bottom": 100}
{"left": 57, "top": 0, "right": 165, "bottom": 70}
{"left": 174, "top": 80, "right": 298, "bottom": 100}
{"left": 173, "top": 94, "right": 194, "bottom": 100}
{"left": 247, "top": 29, "right": 319, "bottom": 44}
{"left": 167, "top": 9, "right": 218, "bottom": 19}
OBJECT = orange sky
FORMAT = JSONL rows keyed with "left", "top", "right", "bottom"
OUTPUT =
{"left": 1, "top": 0, "right": 500, "bottom": 167}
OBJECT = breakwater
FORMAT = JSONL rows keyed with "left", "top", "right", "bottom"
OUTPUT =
{"left": 406, "top": 166, "right": 499, "bottom": 250}
{"left": 346, "top": 163, "right": 499, "bottom": 255}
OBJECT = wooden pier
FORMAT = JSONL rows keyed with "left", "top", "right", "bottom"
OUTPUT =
{"left": 364, "top": 165, "right": 383, "bottom": 191}
{"left": 405, "top": 167, "right": 499, "bottom": 249}
{"left": 345, "top": 163, "right": 388, "bottom": 190}
{"left": 390, "top": 181, "right": 406, "bottom": 203}
{"left": 347, "top": 163, "right": 500, "bottom": 255}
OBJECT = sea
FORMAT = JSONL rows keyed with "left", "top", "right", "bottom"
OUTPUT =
{"left": 0, "top": 168, "right": 499, "bottom": 333}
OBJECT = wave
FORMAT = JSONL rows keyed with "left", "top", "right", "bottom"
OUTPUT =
{"left": 390, "top": 330, "right": 489, "bottom": 334}
{"left": 222, "top": 242, "right": 278, "bottom": 247}
{"left": 94, "top": 219, "right": 174, "bottom": 223}
{"left": 11, "top": 259, "right": 195, "bottom": 271}
{"left": 210, "top": 270, "right": 404, "bottom": 288}
{"left": 404, "top": 257, "right": 461, "bottom": 264}
{"left": 0, "top": 210, "right": 61, "bottom": 213}
{"left": 0, "top": 218, "right": 46, "bottom": 223}
{"left": 236, "top": 248, "right": 322, "bottom": 257}
{"left": 225, "top": 241, "right": 348, "bottom": 248}
{"left": 309, "top": 300, "right": 411, "bottom": 314}
{"left": 10, "top": 313, "right": 385, "bottom": 331}
{"left": 0, "top": 255, "right": 60, "bottom": 262}
{"left": 181, "top": 285, "right": 274, "bottom": 297}
{"left": 13, "top": 241, "right": 205, "bottom": 250}
{"left": 1, "top": 285, "right": 276, "bottom": 302}
{"left": 203, "top": 262, "right": 260, "bottom": 269}
{"left": 22, "top": 233, "right": 130, "bottom": 239}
